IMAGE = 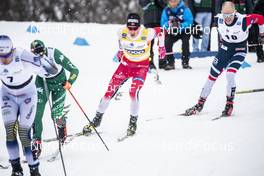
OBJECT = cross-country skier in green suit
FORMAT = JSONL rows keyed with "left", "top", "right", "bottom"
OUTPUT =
{"left": 30, "top": 40, "right": 79, "bottom": 158}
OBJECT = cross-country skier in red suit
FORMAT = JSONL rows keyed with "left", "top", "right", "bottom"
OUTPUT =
{"left": 83, "top": 13, "right": 166, "bottom": 136}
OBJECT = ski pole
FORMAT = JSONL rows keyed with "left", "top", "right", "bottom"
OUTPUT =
{"left": 236, "top": 88, "right": 264, "bottom": 94}
{"left": 165, "top": 52, "right": 175, "bottom": 55}
{"left": 43, "top": 78, "right": 68, "bottom": 176}
{"left": 247, "top": 43, "right": 263, "bottom": 47}
{"left": 67, "top": 89, "right": 110, "bottom": 151}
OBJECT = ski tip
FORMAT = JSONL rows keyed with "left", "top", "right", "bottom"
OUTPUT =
{"left": 155, "top": 80, "right": 162, "bottom": 84}
{"left": 211, "top": 114, "right": 232, "bottom": 121}
{"left": 178, "top": 113, "right": 188, "bottom": 116}
{"left": 0, "top": 164, "right": 9, "bottom": 169}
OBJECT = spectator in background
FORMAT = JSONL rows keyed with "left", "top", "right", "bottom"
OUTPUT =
{"left": 189, "top": 0, "right": 213, "bottom": 52}
{"left": 248, "top": 0, "right": 264, "bottom": 62}
{"left": 161, "top": 0, "right": 193, "bottom": 70}
{"left": 139, "top": 0, "right": 167, "bottom": 70}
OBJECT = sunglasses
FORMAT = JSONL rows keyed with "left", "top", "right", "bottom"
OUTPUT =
{"left": 31, "top": 46, "right": 45, "bottom": 56}
{"left": 223, "top": 12, "right": 235, "bottom": 19}
{"left": 0, "top": 49, "right": 13, "bottom": 59}
{"left": 128, "top": 26, "right": 139, "bottom": 31}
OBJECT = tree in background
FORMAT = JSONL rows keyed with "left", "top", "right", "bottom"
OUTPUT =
{"left": 0, "top": 0, "right": 142, "bottom": 24}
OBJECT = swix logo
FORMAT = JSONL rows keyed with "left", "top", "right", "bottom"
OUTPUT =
{"left": 213, "top": 58, "right": 218, "bottom": 65}
{"left": 126, "top": 49, "right": 145, "bottom": 55}
{"left": 24, "top": 98, "right": 32, "bottom": 104}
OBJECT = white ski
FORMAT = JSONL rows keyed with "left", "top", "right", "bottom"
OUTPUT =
{"left": 0, "top": 164, "right": 9, "bottom": 169}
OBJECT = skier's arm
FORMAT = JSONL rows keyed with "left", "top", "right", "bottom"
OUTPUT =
{"left": 149, "top": 28, "right": 166, "bottom": 59}
{"left": 53, "top": 48, "right": 79, "bottom": 85}
{"left": 244, "top": 14, "right": 264, "bottom": 32}
{"left": 21, "top": 49, "right": 58, "bottom": 75}
{"left": 116, "top": 28, "right": 125, "bottom": 62}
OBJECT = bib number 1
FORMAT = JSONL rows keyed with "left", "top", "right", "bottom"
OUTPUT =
{"left": 225, "top": 35, "right": 238, "bottom": 40}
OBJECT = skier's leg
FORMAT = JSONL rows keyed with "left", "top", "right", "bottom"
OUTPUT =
{"left": 222, "top": 52, "right": 246, "bottom": 116}
{"left": 19, "top": 88, "right": 39, "bottom": 168}
{"left": 32, "top": 77, "right": 49, "bottom": 158}
{"left": 127, "top": 66, "right": 148, "bottom": 135}
{"left": 98, "top": 63, "right": 129, "bottom": 114}
{"left": 83, "top": 64, "right": 129, "bottom": 134}
{"left": 184, "top": 48, "right": 230, "bottom": 115}
{"left": 0, "top": 87, "right": 22, "bottom": 175}
{"left": 1, "top": 93, "right": 20, "bottom": 160}
{"left": 33, "top": 77, "right": 49, "bottom": 140}
{"left": 51, "top": 87, "right": 67, "bottom": 142}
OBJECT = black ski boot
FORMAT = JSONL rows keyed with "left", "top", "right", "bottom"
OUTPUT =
{"left": 184, "top": 97, "right": 206, "bottom": 116}
{"left": 221, "top": 101, "right": 233, "bottom": 117}
{"left": 10, "top": 158, "right": 23, "bottom": 176}
{"left": 83, "top": 112, "right": 103, "bottom": 135}
{"left": 164, "top": 64, "right": 175, "bottom": 70}
{"left": 182, "top": 62, "right": 192, "bottom": 69}
{"left": 256, "top": 45, "right": 264, "bottom": 63}
{"left": 182, "top": 56, "right": 192, "bottom": 69}
{"left": 29, "top": 164, "right": 41, "bottom": 176}
{"left": 127, "top": 115, "right": 138, "bottom": 136}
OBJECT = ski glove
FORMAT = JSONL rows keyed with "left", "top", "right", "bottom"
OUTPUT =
{"left": 159, "top": 46, "right": 166, "bottom": 60}
{"left": 32, "top": 139, "right": 42, "bottom": 159}
{"left": 117, "top": 50, "right": 124, "bottom": 62}
{"left": 63, "top": 81, "right": 72, "bottom": 90}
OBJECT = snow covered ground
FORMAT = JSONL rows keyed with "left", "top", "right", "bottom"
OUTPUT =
{"left": 0, "top": 21, "right": 264, "bottom": 176}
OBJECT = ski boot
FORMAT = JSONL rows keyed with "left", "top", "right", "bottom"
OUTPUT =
{"left": 256, "top": 45, "right": 264, "bottom": 63}
{"left": 221, "top": 101, "right": 233, "bottom": 117}
{"left": 10, "top": 158, "right": 23, "bottom": 176}
{"left": 182, "top": 62, "right": 192, "bottom": 69}
{"left": 159, "top": 60, "right": 167, "bottom": 69}
{"left": 29, "top": 164, "right": 41, "bottom": 176}
{"left": 32, "top": 139, "right": 42, "bottom": 159}
{"left": 182, "top": 56, "right": 192, "bottom": 69}
{"left": 83, "top": 112, "right": 103, "bottom": 135}
{"left": 184, "top": 97, "right": 206, "bottom": 116}
{"left": 127, "top": 115, "right": 138, "bottom": 136}
{"left": 164, "top": 64, "right": 175, "bottom": 70}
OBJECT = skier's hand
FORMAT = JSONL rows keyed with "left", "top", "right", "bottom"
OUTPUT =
{"left": 158, "top": 46, "right": 166, "bottom": 60}
{"left": 117, "top": 50, "right": 124, "bottom": 62}
{"left": 31, "top": 139, "right": 42, "bottom": 159}
{"left": 63, "top": 81, "right": 72, "bottom": 90}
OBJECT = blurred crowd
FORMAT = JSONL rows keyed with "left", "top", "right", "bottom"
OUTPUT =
{"left": 139, "top": 0, "right": 264, "bottom": 70}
